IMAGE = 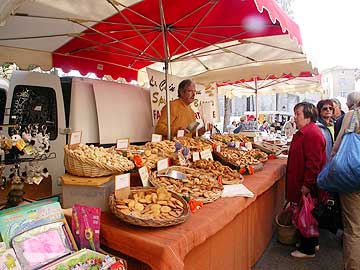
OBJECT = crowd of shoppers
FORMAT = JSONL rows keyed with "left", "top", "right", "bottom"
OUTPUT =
{"left": 285, "top": 92, "right": 360, "bottom": 270}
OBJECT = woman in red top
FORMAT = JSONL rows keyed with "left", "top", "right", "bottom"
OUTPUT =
{"left": 286, "top": 102, "right": 326, "bottom": 258}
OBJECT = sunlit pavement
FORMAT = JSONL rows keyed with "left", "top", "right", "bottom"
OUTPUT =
{"left": 254, "top": 229, "right": 343, "bottom": 270}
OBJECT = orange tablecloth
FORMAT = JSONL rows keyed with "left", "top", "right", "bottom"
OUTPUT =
{"left": 101, "top": 159, "right": 287, "bottom": 270}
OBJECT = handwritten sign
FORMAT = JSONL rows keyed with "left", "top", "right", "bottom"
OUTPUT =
{"left": 157, "top": 158, "right": 169, "bottom": 172}
{"left": 139, "top": 166, "right": 149, "bottom": 187}
{"left": 151, "top": 134, "right": 162, "bottom": 142}
{"left": 245, "top": 142, "right": 253, "bottom": 150}
{"left": 69, "top": 131, "right": 82, "bottom": 145}
{"left": 147, "top": 68, "right": 220, "bottom": 127}
{"left": 216, "top": 144, "right": 221, "bottom": 152}
{"left": 114, "top": 174, "right": 130, "bottom": 200}
{"left": 200, "top": 149, "right": 213, "bottom": 161}
{"left": 116, "top": 138, "right": 129, "bottom": 150}
{"left": 177, "top": 129, "right": 185, "bottom": 138}
{"left": 115, "top": 173, "right": 130, "bottom": 190}
{"left": 192, "top": 152, "right": 200, "bottom": 162}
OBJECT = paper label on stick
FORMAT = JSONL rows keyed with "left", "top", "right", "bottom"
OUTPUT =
{"left": 69, "top": 131, "right": 82, "bottom": 145}
{"left": 115, "top": 173, "right": 130, "bottom": 190}
{"left": 116, "top": 138, "right": 129, "bottom": 150}
{"left": 245, "top": 142, "right": 253, "bottom": 150}
{"left": 192, "top": 152, "right": 200, "bottom": 162}
{"left": 157, "top": 158, "right": 169, "bottom": 171}
{"left": 216, "top": 144, "right": 221, "bottom": 152}
{"left": 200, "top": 149, "right": 213, "bottom": 160}
{"left": 151, "top": 134, "right": 162, "bottom": 142}
{"left": 139, "top": 166, "right": 149, "bottom": 187}
{"left": 177, "top": 129, "right": 185, "bottom": 138}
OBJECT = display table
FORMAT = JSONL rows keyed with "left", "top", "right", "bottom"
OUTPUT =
{"left": 101, "top": 159, "right": 287, "bottom": 270}
{"left": 0, "top": 176, "right": 52, "bottom": 205}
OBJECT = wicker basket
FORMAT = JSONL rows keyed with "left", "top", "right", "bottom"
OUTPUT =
{"left": 275, "top": 209, "right": 298, "bottom": 245}
{"left": 64, "top": 145, "right": 133, "bottom": 177}
{"left": 149, "top": 166, "right": 223, "bottom": 204}
{"left": 109, "top": 187, "right": 190, "bottom": 227}
{"left": 212, "top": 151, "right": 264, "bottom": 172}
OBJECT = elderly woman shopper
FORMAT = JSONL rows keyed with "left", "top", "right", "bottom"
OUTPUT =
{"left": 286, "top": 102, "right": 326, "bottom": 258}
{"left": 331, "top": 96, "right": 360, "bottom": 270}
{"left": 316, "top": 99, "right": 335, "bottom": 161}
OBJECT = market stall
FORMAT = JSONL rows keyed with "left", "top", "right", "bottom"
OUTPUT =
{"left": 100, "top": 158, "right": 286, "bottom": 270}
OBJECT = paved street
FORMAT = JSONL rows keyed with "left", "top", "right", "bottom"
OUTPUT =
{"left": 254, "top": 229, "right": 343, "bottom": 270}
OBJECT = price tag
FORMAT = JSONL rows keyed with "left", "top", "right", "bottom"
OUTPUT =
{"left": 235, "top": 141, "right": 240, "bottom": 148}
{"left": 177, "top": 129, "right": 185, "bottom": 138}
{"left": 245, "top": 142, "right": 253, "bottom": 150}
{"left": 192, "top": 152, "right": 200, "bottom": 161}
{"left": 116, "top": 138, "right": 129, "bottom": 150}
{"left": 216, "top": 144, "right": 221, "bottom": 152}
{"left": 139, "top": 166, "right": 149, "bottom": 187}
{"left": 157, "top": 158, "right": 169, "bottom": 172}
{"left": 151, "top": 134, "right": 162, "bottom": 142}
{"left": 69, "top": 131, "right": 82, "bottom": 145}
{"left": 115, "top": 173, "right": 130, "bottom": 190}
{"left": 200, "top": 149, "right": 213, "bottom": 161}
{"left": 114, "top": 173, "right": 130, "bottom": 200}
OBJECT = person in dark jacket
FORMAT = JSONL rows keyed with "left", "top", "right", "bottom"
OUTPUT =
{"left": 286, "top": 102, "right": 326, "bottom": 258}
{"left": 316, "top": 99, "right": 335, "bottom": 161}
{"left": 332, "top": 98, "right": 345, "bottom": 140}
{"left": 334, "top": 92, "right": 360, "bottom": 139}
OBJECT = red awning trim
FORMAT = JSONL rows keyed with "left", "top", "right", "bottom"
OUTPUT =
{"left": 254, "top": 0, "right": 302, "bottom": 47}
{"left": 216, "top": 72, "right": 315, "bottom": 87}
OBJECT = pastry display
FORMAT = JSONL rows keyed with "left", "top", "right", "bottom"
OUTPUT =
{"left": 67, "top": 144, "right": 134, "bottom": 172}
{"left": 173, "top": 137, "right": 212, "bottom": 152}
{"left": 252, "top": 141, "right": 283, "bottom": 155}
{"left": 213, "top": 147, "right": 268, "bottom": 171}
{"left": 190, "top": 159, "right": 243, "bottom": 185}
{"left": 211, "top": 134, "right": 249, "bottom": 145}
{"left": 110, "top": 187, "right": 189, "bottom": 227}
{"left": 123, "top": 145, "right": 166, "bottom": 169}
{"left": 144, "top": 140, "right": 176, "bottom": 156}
{"left": 149, "top": 166, "right": 223, "bottom": 203}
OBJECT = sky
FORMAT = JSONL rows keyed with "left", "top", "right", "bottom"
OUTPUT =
{"left": 292, "top": 0, "right": 360, "bottom": 71}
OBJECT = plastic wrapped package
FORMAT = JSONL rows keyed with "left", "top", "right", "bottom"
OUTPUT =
{"left": 11, "top": 222, "right": 75, "bottom": 270}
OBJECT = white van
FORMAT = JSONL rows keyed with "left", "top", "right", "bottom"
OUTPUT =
{"left": 3, "top": 71, "right": 153, "bottom": 194}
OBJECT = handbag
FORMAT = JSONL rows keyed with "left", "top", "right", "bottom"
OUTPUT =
{"left": 311, "top": 192, "right": 342, "bottom": 234}
{"left": 317, "top": 109, "right": 360, "bottom": 193}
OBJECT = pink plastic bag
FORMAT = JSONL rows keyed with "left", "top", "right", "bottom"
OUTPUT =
{"left": 293, "top": 194, "right": 319, "bottom": 238}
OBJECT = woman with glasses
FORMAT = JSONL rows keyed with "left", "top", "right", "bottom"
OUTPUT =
{"left": 316, "top": 99, "right": 335, "bottom": 162}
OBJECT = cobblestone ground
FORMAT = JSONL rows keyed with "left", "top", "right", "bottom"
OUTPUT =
{"left": 254, "top": 229, "right": 343, "bottom": 270}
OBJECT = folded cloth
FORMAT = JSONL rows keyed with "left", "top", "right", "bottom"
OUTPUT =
{"left": 221, "top": 184, "right": 254, "bottom": 198}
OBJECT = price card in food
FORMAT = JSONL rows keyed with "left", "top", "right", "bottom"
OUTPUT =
{"left": 139, "top": 166, "right": 150, "bottom": 187}
{"left": 200, "top": 149, "right": 213, "bottom": 161}
{"left": 69, "top": 131, "right": 82, "bottom": 145}
{"left": 157, "top": 158, "right": 169, "bottom": 171}
{"left": 114, "top": 173, "right": 130, "bottom": 200}
{"left": 151, "top": 134, "right": 162, "bottom": 142}
{"left": 116, "top": 138, "right": 129, "bottom": 150}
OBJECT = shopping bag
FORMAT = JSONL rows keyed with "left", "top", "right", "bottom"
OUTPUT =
{"left": 317, "top": 132, "right": 360, "bottom": 193}
{"left": 311, "top": 192, "right": 343, "bottom": 234}
{"left": 293, "top": 194, "right": 319, "bottom": 238}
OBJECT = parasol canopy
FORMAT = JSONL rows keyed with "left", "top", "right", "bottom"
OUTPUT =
{"left": 0, "top": 0, "right": 305, "bottom": 80}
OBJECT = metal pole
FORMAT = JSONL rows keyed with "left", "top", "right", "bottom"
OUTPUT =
{"left": 255, "top": 77, "right": 259, "bottom": 121}
{"left": 159, "top": 0, "right": 171, "bottom": 140}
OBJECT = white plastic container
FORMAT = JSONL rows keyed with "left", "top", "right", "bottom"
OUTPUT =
{"left": 61, "top": 174, "right": 114, "bottom": 211}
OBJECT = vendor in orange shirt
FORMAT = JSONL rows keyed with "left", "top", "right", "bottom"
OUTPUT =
{"left": 155, "top": 79, "right": 206, "bottom": 138}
